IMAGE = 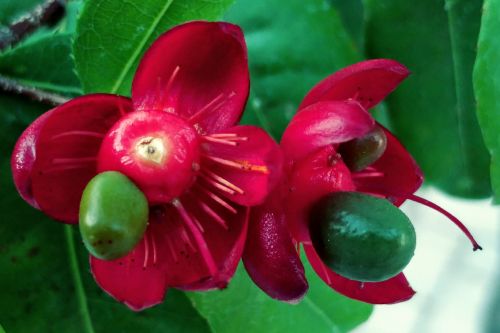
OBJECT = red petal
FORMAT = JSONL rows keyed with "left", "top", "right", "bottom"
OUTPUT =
{"left": 132, "top": 21, "right": 249, "bottom": 134}
{"left": 243, "top": 187, "right": 308, "bottom": 302}
{"left": 304, "top": 244, "right": 415, "bottom": 304}
{"left": 287, "top": 146, "right": 355, "bottom": 242}
{"left": 149, "top": 196, "right": 248, "bottom": 289}
{"left": 30, "top": 94, "right": 132, "bottom": 223}
{"left": 354, "top": 126, "right": 423, "bottom": 206}
{"left": 11, "top": 109, "right": 54, "bottom": 208}
{"left": 281, "top": 101, "right": 375, "bottom": 163}
{"left": 200, "top": 125, "right": 283, "bottom": 207}
{"left": 299, "top": 59, "right": 410, "bottom": 111}
{"left": 90, "top": 228, "right": 168, "bottom": 311}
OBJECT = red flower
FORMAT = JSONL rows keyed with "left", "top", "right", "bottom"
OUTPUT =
{"left": 11, "top": 21, "right": 282, "bottom": 311}
{"left": 243, "top": 59, "right": 481, "bottom": 304}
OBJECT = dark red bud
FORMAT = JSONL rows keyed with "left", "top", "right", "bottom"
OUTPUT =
{"left": 243, "top": 192, "right": 308, "bottom": 302}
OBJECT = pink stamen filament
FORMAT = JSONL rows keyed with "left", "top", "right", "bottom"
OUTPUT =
{"left": 408, "top": 194, "right": 482, "bottom": 251}
{"left": 165, "top": 66, "right": 180, "bottom": 94}
{"left": 202, "top": 169, "right": 244, "bottom": 195}
{"left": 173, "top": 199, "right": 218, "bottom": 275}
{"left": 51, "top": 131, "right": 105, "bottom": 140}
{"left": 192, "top": 215, "right": 205, "bottom": 233}
{"left": 151, "top": 233, "right": 158, "bottom": 265}
{"left": 199, "top": 173, "right": 236, "bottom": 195}
{"left": 209, "top": 133, "right": 249, "bottom": 142}
{"left": 143, "top": 233, "right": 150, "bottom": 268}
{"left": 197, "top": 198, "right": 229, "bottom": 230}
{"left": 202, "top": 136, "right": 238, "bottom": 146}
{"left": 198, "top": 184, "right": 238, "bottom": 214}
{"left": 189, "top": 93, "right": 225, "bottom": 123}
{"left": 189, "top": 91, "right": 237, "bottom": 124}
{"left": 202, "top": 154, "right": 269, "bottom": 174}
{"left": 165, "top": 234, "right": 179, "bottom": 263}
{"left": 352, "top": 171, "right": 385, "bottom": 179}
{"left": 181, "top": 228, "right": 197, "bottom": 252}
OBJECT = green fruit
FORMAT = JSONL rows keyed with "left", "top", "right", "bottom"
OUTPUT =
{"left": 338, "top": 126, "right": 387, "bottom": 172}
{"left": 309, "top": 192, "right": 416, "bottom": 282}
{"left": 79, "top": 171, "right": 149, "bottom": 260}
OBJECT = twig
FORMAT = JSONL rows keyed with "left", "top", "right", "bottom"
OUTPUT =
{"left": 0, "top": 75, "right": 70, "bottom": 106}
{"left": 0, "top": 0, "right": 66, "bottom": 51}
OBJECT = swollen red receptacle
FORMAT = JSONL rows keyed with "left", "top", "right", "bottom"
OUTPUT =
{"left": 97, "top": 110, "right": 201, "bottom": 204}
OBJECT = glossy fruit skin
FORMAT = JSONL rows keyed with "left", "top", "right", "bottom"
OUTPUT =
{"left": 79, "top": 171, "right": 149, "bottom": 260}
{"left": 309, "top": 192, "right": 416, "bottom": 282}
{"left": 338, "top": 126, "right": 387, "bottom": 172}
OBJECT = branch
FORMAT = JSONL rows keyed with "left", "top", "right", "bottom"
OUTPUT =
{"left": 0, "top": 0, "right": 66, "bottom": 51}
{"left": 0, "top": 75, "right": 70, "bottom": 106}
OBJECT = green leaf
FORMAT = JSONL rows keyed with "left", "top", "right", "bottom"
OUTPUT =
{"left": 74, "top": 0, "right": 234, "bottom": 95}
{"left": 474, "top": 0, "right": 500, "bottom": 201}
{"left": 0, "top": 95, "right": 211, "bottom": 333}
{"left": 188, "top": 261, "right": 372, "bottom": 333}
{"left": 226, "top": 0, "right": 360, "bottom": 139}
{"left": 0, "top": 33, "right": 82, "bottom": 95}
{"left": 0, "top": 323, "right": 5, "bottom": 333}
{"left": 364, "top": 0, "right": 491, "bottom": 198}
{"left": 328, "top": 0, "right": 365, "bottom": 51}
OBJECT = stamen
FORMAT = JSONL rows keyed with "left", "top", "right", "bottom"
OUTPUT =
{"left": 51, "top": 131, "right": 105, "bottom": 140}
{"left": 165, "top": 234, "right": 178, "bottom": 263}
{"left": 202, "top": 136, "right": 239, "bottom": 146}
{"left": 197, "top": 198, "right": 229, "bottom": 230}
{"left": 408, "top": 194, "right": 482, "bottom": 251}
{"left": 199, "top": 173, "right": 236, "bottom": 195}
{"left": 193, "top": 215, "right": 205, "bottom": 233}
{"left": 143, "top": 233, "right": 150, "bottom": 268}
{"left": 151, "top": 233, "right": 158, "bottom": 265}
{"left": 165, "top": 66, "right": 181, "bottom": 95}
{"left": 189, "top": 91, "right": 237, "bottom": 124}
{"left": 209, "top": 135, "right": 249, "bottom": 142}
{"left": 51, "top": 157, "right": 96, "bottom": 165}
{"left": 209, "top": 133, "right": 239, "bottom": 138}
{"left": 202, "top": 169, "right": 244, "bottom": 194}
{"left": 172, "top": 199, "right": 218, "bottom": 275}
{"left": 181, "top": 228, "right": 197, "bottom": 252}
{"left": 189, "top": 93, "right": 225, "bottom": 123}
{"left": 202, "top": 154, "right": 269, "bottom": 174}
{"left": 352, "top": 171, "right": 385, "bottom": 179}
{"left": 198, "top": 185, "right": 238, "bottom": 214}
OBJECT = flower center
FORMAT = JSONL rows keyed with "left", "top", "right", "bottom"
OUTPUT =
{"left": 98, "top": 110, "right": 200, "bottom": 204}
{"left": 135, "top": 136, "right": 168, "bottom": 165}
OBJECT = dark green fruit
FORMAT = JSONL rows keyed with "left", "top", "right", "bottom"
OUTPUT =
{"left": 79, "top": 171, "right": 149, "bottom": 260}
{"left": 309, "top": 192, "right": 416, "bottom": 282}
{"left": 338, "top": 126, "right": 387, "bottom": 172}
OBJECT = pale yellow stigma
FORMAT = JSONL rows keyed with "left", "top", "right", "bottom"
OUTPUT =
{"left": 135, "top": 136, "right": 168, "bottom": 165}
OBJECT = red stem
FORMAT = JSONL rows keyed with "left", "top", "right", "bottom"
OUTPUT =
{"left": 408, "top": 194, "right": 482, "bottom": 251}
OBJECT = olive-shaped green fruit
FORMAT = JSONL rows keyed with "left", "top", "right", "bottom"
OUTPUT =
{"left": 79, "top": 171, "right": 149, "bottom": 260}
{"left": 338, "top": 126, "right": 387, "bottom": 172}
{"left": 309, "top": 192, "right": 416, "bottom": 282}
